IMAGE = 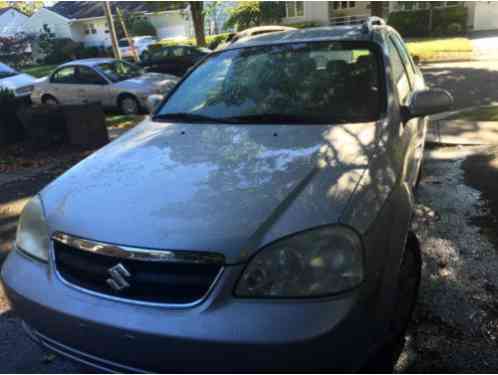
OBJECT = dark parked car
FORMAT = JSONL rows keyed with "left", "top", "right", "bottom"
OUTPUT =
{"left": 140, "top": 45, "right": 211, "bottom": 76}
{"left": 2, "top": 18, "right": 453, "bottom": 372}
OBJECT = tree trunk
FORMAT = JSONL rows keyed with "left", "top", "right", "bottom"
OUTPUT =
{"left": 189, "top": 2, "right": 206, "bottom": 47}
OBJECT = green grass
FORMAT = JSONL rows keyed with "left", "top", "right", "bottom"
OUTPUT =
{"left": 450, "top": 106, "right": 498, "bottom": 122}
{"left": 406, "top": 37, "right": 473, "bottom": 61}
{"left": 21, "top": 64, "right": 58, "bottom": 78}
{"left": 106, "top": 114, "right": 144, "bottom": 129}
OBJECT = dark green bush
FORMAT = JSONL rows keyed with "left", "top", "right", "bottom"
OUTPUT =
{"left": 388, "top": 9, "right": 430, "bottom": 37}
{"left": 43, "top": 38, "right": 84, "bottom": 64}
{"left": 388, "top": 6, "right": 467, "bottom": 38}
{"left": 285, "top": 21, "right": 321, "bottom": 29}
{"left": 206, "top": 33, "right": 232, "bottom": 49}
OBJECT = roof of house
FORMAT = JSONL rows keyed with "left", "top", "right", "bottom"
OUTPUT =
{"left": 0, "top": 7, "right": 28, "bottom": 17}
{"left": 47, "top": 1, "right": 187, "bottom": 20}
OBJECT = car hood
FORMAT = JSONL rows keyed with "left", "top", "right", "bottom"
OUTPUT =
{"left": 0, "top": 73, "right": 36, "bottom": 90}
{"left": 41, "top": 120, "right": 377, "bottom": 264}
{"left": 113, "top": 72, "right": 179, "bottom": 91}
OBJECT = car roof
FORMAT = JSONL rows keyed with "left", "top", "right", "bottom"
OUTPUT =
{"left": 60, "top": 58, "right": 117, "bottom": 67}
{"left": 225, "top": 25, "right": 381, "bottom": 50}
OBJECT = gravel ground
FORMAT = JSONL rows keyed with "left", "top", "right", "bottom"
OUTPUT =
{"left": 1, "top": 145, "right": 497, "bottom": 372}
{"left": 397, "top": 145, "right": 498, "bottom": 373}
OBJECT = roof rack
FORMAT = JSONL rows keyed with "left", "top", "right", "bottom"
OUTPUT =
{"left": 361, "top": 16, "right": 386, "bottom": 33}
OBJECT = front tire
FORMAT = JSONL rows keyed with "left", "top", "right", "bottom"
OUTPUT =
{"left": 118, "top": 95, "right": 140, "bottom": 115}
{"left": 42, "top": 94, "right": 58, "bottom": 106}
{"left": 364, "top": 232, "right": 421, "bottom": 372}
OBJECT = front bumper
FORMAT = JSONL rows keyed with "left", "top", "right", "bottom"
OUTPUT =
{"left": 2, "top": 249, "right": 383, "bottom": 372}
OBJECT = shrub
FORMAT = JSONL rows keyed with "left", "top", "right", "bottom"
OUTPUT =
{"left": 206, "top": 33, "right": 232, "bottom": 49}
{"left": 42, "top": 38, "right": 84, "bottom": 64}
{"left": 388, "top": 6, "right": 467, "bottom": 38}
{"left": 0, "top": 88, "right": 24, "bottom": 145}
{"left": 128, "top": 17, "right": 157, "bottom": 37}
{"left": 388, "top": 9, "right": 430, "bottom": 38}
{"left": 285, "top": 21, "right": 321, "bottom": 29}
{"left": 447, "top": 22, "right": 463, "bottom": 35}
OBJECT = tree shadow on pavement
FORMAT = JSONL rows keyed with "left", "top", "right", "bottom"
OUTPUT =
{"left": 422, "top": 65, "right": 498, "bottom": 110}
{"left": 401, "top": 148, "right": 498, "bottom": 372}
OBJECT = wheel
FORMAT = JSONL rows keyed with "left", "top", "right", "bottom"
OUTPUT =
{"left": 42, "top": 95, "right": 58, "bottom": 106}
{"left": 118, "top": 95, "right": 140, "bottom": 115}
{"left": 364, "top": 232, "right": 421, "bottom": 372}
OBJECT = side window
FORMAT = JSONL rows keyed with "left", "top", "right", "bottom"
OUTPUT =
{"left": 171, "top": 47, "right": 185, "bottom": 57}
{"left": 51, "top": 67, "right": 76, "bottom": 84}
{"left": 387, "top": 38, "right": 411, "bottom": 104}
{"left": 390, "top": 34, "right": 416, "bottom": 84}
{"left": 76, "top": 66, "right": 107, "bottom": 85}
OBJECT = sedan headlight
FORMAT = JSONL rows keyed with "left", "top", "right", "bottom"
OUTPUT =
{"left": 235, "top": 226, "right": 364, "bottom": 298}
{"left": 15, "top": 85, "right": 34, "bottom": 95}
{"left": 16, "top": 196, "right": 49, "bottom": 262}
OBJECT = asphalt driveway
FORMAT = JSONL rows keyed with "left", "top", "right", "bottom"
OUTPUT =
{"left": 421, "top": 59, "right": 498, "bottom": 110}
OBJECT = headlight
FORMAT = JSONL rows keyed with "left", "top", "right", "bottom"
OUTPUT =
{"left": 235, "top": 226, "right": 364, "bottom": 298}
{"left": 15, "top": 85, "right": 34, "bottom": 95}
{"left": 16, "top": 196, "right": 49, "bottom": 262}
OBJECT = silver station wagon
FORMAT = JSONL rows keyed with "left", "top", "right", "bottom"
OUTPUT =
{"left": 31, "top": 58, "right": 179, "bottom": 114}
{"left": 2, "top": 18, "right": 453, "bottom": 372}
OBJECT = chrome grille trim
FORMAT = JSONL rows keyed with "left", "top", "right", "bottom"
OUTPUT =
{"left": 52, "top": 232, "right": 225, "bottom": 265}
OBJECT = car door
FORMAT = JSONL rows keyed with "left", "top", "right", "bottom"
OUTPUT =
{"left": 74, "top": 66, "right": 111, "bottom": 106}
{"left": 48, "top": 66, "right": 79, "bottom": 105}
{"left": 390, "top": 33, "right": 427, "bottom": 187}
{"left": 387, "top": 34, "right": 422, "bottom": 189}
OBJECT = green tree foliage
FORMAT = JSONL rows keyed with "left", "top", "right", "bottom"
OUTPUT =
{"left": 224, "top": 1, "right": 285, "bottom": 31}
{"left": 0, "top": 1, "right": 43, "bottom": 15}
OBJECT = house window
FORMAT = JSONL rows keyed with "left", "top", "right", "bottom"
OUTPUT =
{"left": 286, "top": 2, "right": 304, "bottom": 18}
{"left": 349, "top": 2, "right": 355, "bottom": 8}
{"left": 418, "top": 2, "right": 428, "bottom": 9}
{"left": 404, "top": 2, "right": 414, "bottom": 10}
{"left": 84, "top": 23, "right": 97, "bottom": 35}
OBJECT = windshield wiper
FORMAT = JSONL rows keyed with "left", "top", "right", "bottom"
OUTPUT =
{"left": 225, "top": 113, "right": 337, "bottom": 124}
{"left": 153, "top": 112, "right": 236, "bottom": 124}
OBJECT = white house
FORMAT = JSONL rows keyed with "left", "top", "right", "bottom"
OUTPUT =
{"left": 23, "top": 1, "right": 192, "bottom": 47}
{"left": 282, "top": 1, "right": 498, "bottom": 32}
{"left": 0, "top": 7, "right": 29, "bottom": 37}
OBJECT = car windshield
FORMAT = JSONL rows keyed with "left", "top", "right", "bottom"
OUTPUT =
{"left": 0, "top": 63, "right": 18, "bottom": 79}
{"left": 97, "top": 60, "right": 143, "bottom": 82}
{"left": 156, "top": 41, "right": 384, "bottom": 124}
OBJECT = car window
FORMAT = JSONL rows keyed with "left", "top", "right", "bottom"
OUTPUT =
{"left": 76, "top": 66, "right": 107, "bottom": 85}
{"left": 390, "top": 34, "right": 416, "bottom": 86}
{"left": 0, "top": 63, "right": 18, "bottom": 79}
{"left": 170, "top": 47, "right": 185, "bottom": 57}
{"left": 97, "top": 60, "right": 143, "bottom": 82}
{"left": 387, "top": 38, "right": 411, "bottom": 105}
{"left": 118, "top": 39, "right": 129, "bottom": 47}
{"left": 51, "top": 66, "right": 76, "bottom": 84}
{"left": 157, "top": 42, "right": 384, "bottom": 124}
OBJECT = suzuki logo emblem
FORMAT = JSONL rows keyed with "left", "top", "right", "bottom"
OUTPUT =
{"left": 106, "top": 263, "right": 131, "bottom": 291}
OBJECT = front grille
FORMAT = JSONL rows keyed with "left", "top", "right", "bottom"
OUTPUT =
{"left": 53, "top": 239, "right": 223, "bottom": 305}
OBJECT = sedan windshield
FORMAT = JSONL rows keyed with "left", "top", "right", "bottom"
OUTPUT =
{"left": 0, "top": 63, "right": 18, "bottom": 79}
{"left": 156, "top": 41, "right": 383, "bottom": 124}
{"left": 97, "top": 61, "right": 143, "bottom": 82}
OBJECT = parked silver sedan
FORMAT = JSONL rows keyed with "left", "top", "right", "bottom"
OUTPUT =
{"left": 31, "top": 58, "right": 179, "bottom": 114}
{"left": 0, "top": 62, "right": 36, "bottom": 98}
{"left": 3, "top": 19, "right": 454, "bottom": 372}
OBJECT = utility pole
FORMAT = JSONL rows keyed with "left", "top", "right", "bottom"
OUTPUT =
{"left": 116, "top": 7, "right": 139, "bottom": 62}
{"left": 103, "top": 1, "right": 121, "bottom": 59}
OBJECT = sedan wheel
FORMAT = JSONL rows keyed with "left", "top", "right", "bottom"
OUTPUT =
{"left": 119, "top": 96, "right": 140, "bottom": 115}
{"left": 364, "top": 233, "right": 421, "bottom": 372}
{"left": 43, "top": 96, "right": 58, "bottom": 106}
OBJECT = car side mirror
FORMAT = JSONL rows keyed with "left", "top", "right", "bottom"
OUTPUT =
{"left": 146, "top": 94, "right": 163, "bottom": 113}
{"left": 404, "top": 88, "right": 453, "bottom": 120}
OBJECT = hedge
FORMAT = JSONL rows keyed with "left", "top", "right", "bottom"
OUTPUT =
{"left": 388, "top": 6, "right": 467, "bottom": 38}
